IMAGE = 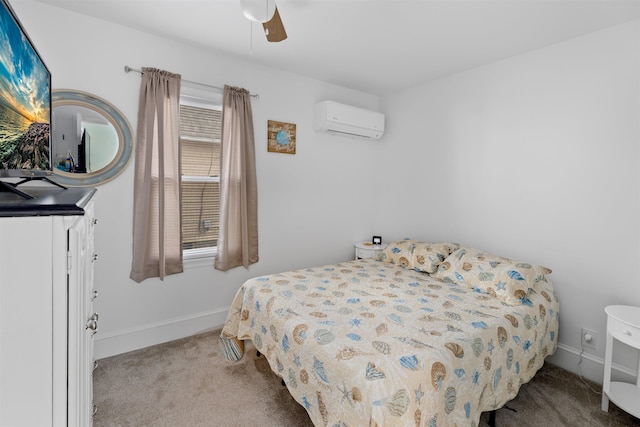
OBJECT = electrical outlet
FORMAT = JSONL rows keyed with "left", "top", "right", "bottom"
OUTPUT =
{"left": 581, "top": 328, "right": 597, "bottom": 349}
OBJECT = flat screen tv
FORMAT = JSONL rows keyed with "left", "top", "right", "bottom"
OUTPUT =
{"left": 0, "top": 0, "right": 51, "bottom": 178}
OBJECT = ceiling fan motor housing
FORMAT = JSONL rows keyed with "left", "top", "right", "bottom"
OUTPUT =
{"left": 241, "top": 0, "right": 276, "bottom": 23}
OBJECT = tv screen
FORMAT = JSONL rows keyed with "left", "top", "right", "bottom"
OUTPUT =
{"left": 0, "top": 0, "right": 51, "bottom": 177}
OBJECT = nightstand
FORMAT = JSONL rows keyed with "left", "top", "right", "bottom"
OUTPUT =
{"left": 354, "top": 242, "right": 387, "bottom": 260}
{"left": 601, "top": 305, "right": 640, "bottom": 418}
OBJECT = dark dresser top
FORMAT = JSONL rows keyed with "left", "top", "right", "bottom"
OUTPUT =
{"left": 0, "top": 185, "right": 97, "bottom": 217}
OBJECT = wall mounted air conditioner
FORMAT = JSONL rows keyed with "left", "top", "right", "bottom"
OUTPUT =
{"left": 314, "top": 100, "right": 385, "bottom": 140}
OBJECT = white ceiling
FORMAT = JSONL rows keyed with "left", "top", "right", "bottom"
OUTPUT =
{"left": 34, "top": 0, "right": 640, "bottom": 95}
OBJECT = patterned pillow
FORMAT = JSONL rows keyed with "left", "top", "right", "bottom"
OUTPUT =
{"left": 433, "top": 247, "right": 552, "bottom": 304}
{"left": 377, "top": 239, "right": 459, "bottom": 273}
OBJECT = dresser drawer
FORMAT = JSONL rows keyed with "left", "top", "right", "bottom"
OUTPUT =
{"left": 356, "top": 247, "right": 374, "bottom": 259}
{"left": 609, "top": 315, "right": 640, "bottom": 347}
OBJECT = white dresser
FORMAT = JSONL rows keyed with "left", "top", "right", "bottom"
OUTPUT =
{"left": 0, "top": 187, "right": 97, "bottom": 427}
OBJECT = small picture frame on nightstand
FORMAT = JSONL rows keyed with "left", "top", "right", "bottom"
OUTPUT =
{"left": 372, "top": 236, "right": 382, "bottom": 245}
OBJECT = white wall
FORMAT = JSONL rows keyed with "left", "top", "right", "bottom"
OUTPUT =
{"left": 376, "top": 21, "right": 640, "bottom": 382}
{"left": 12, "top": 1, "right": 382, "bottom": 358}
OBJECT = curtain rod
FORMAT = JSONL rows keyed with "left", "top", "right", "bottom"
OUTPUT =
{"left": 124, "top": 65, "right": 259, "bottom": 99}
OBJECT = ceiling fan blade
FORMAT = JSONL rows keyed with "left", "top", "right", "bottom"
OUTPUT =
{"left": 263, "top": 6, "right": 287, "bottom": 42}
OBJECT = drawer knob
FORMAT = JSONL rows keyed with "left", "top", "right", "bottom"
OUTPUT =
{"left": 623, "top": 329, "right": 632, "bottom": 336}
{"left": 86, "top": 319, "right": 97, "bottom": 331}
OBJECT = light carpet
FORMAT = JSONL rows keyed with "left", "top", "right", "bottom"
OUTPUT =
{"left": 93, "top": 330, "right": 640, "bottom": 427}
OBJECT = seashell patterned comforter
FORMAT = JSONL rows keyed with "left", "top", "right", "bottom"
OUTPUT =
{"left": 219, "top": 258, "right": 559, "bottom": 427}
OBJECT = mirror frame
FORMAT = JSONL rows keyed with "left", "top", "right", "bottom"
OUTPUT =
{"left": 51, "top": 89, "right": 133, "bottom": 187}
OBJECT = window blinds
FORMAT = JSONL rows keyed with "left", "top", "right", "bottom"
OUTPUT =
{"left": 180, "top": 104, "right": 222, "bottom": 250}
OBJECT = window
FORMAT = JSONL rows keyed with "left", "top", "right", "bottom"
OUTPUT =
{"left": 179, "top": 92, "right": 222, "bottom": 259}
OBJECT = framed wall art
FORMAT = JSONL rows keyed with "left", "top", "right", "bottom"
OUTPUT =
{"left": 267, "top": 120, "right": 296, "bottom": 154}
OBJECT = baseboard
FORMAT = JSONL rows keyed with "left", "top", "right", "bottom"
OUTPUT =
{"left": 94, "top": 307, "right": 229, "bottom": 360}
{"left": 546, "top": 343, "right": 637, "bottom": 386}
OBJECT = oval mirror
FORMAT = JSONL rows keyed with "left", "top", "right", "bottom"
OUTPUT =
{"left": 51, "top": 89, "right": 133, "bottom": 186}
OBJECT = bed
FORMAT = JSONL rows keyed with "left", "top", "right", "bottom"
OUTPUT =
{"left": 220, "top": 240, "right": 559, "bottom": 427}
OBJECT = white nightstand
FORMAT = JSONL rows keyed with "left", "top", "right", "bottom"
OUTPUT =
{"left": 354, "top": 242, "right": 387, "bottom": 260}
{"left": 601, "top": 305, "right": 640, "bottom": 418}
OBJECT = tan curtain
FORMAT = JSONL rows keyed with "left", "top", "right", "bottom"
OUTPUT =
{"left": 214, "top": 86, "right": 258, "bottom": 271}
{"left": 130, "top": 67, "right": 183, "bottom": 283}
